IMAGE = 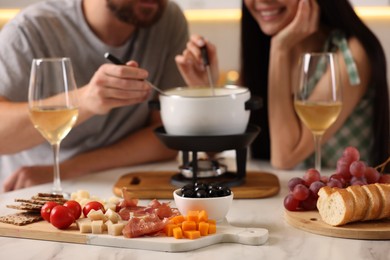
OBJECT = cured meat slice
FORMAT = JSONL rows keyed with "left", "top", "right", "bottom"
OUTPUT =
{"left": 122, "top": 214, "right": 169, "bottom": 238}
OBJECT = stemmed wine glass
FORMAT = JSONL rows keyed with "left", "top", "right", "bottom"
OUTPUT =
{"left": 294, "top": 52, "right": 342, "bottom": 172}
{"left": 28, "top": 57, "right": 79, "bottom": 196}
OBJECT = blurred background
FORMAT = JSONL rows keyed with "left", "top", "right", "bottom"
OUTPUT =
{"left": 0, "top": 0, "right": 390, "bottom": 85}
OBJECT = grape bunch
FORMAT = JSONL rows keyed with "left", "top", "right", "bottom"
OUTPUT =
{"left": 180, "top": 182, "right": 232, "bottom": 198}
{"left": 284, "top": 146, "right": 390, "bottom": 211}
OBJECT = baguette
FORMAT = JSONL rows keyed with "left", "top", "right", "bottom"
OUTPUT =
{"left": 375, "top": 183, "right": 390, "bottom": 219}
{"left": 346, "top": 185, "right": 368, "bottom": 222}
{"left": 361, "top": 184, "right": 382, "bottom": 220}
{"left": 317, "top": 183, "right": 390, "bottom": 226}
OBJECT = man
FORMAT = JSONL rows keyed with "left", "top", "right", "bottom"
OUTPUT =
{"left": 0, "top": 0, "right": 188, "bottom": 192}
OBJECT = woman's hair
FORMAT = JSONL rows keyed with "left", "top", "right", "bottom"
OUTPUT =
{"left": 240, "top": 0, "right": 390, "bottom": 166}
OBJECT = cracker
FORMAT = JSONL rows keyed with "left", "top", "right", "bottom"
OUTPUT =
{"left": 6, "top": 204, "right": 41, "bottom": 211}
{"left": 0, "top": 212, "right": 42, "bottom": 226}
{"left": 37, "top": 193, "right": 64, "bottom": 199}
{"left": 14, "top": 199, "right": 46, "bottom": 205}
{"left": 31, "top": 195, "right": 66, "bottom": 203}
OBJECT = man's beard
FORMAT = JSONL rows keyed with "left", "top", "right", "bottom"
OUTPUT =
{"left": 107, "top": 0, "right": 166, "bottom": 28}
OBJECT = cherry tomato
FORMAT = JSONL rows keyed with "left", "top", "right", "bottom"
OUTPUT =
{"left": 83, "top": 201, "right": 105, "bottom": 217}
{"left": 50, "top": 205, "right": 75, "bottom": 229}
{"left": 40, "top": 201, "right": 59, "bottom": 222}
{"left": 63, "top": 200, "right": 82, "bottom": 220}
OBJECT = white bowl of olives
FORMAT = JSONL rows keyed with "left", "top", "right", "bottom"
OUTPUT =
{"left": 173, "top": 183, "right": 234, "bottom": 222}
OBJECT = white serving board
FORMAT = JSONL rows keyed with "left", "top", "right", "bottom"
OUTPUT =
{"left": 0, "top": 220, "right": 268, "bottom": 252}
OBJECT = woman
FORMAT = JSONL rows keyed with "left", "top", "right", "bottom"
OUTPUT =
{"left": 175, "top": 0, "right": 390, "bottom": 170}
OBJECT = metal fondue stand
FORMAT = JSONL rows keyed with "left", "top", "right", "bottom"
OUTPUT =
{"left": 154, "top": 124, "right": 260, "bottom": 187}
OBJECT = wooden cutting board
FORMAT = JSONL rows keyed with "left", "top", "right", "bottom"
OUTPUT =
{"left": 112, "top": 171, "right": 280, "bottom": 199}
{"left": 284, "top": 210, "right": 390, "bottom": 240}
{"left": 0, "top": 220, "right": 268, "bottom": 252}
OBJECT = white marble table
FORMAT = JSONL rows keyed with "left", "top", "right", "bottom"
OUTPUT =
{"left": 0, "top": 159, "right": 388, "bottom": 260}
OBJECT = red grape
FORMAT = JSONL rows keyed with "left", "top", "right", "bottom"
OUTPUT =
{"left": 350, "top": 176, "right": 367, "bottom": 186}
{"left": 349, "top": 160, "right": 366, "bottom": 178}
{"left": 327, "top": 179, "right": 343, "bottom": 188}
{"left": 292, "top": 184, "right": 310, "bottom": 201}
{"left": 342, "top": 146, "right": 360, "bottom": 162}
{"left": 284, "top": 194, "right": 300, "bottom": 211}
{"left": 329, "top": 173, "right": 347, "bottom": 187}
{"left": 309, "top": 181, "right": 326, "bottom": 198}
{"left": 336, "top": 157, "right": 352, "bottom": 180}
{"left": 300, "top": 192, "right": 318, "bottom": 210}
{"left": 364, "top": 167, "right": 380, "bottom": 184}
{"left": 288, "top": 177, "right": 305, "bottom": 192}
{"left": 303, "top": 168, "right": 321, "bottom": 186}
{"left": 379, "top": 174, "right": 390, "bottom": 183}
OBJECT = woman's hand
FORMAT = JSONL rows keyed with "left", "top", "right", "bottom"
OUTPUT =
{"left": 175, "top": 34, "right": 219, "bottom": 86}
{"left": 78, "top": 61, "right": 152, "bottom": 115}
{"left": 272, "top": 0, "right": 319, "bottom": 51}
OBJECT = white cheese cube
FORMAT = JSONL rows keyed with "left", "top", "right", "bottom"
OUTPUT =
{"left": 87, "top": 209, "right": 107, "bottom": 221}
{"left": 77, "top": 218, "right": 92, "bottom": 233}
{"left": 104, "top": 208, "right": 120, "bottom": 223}
{"left": 107, "top": 222, "right": 125, "bottom": 236}
{"left": 77, "top": 190, "right": 90, "bottom": 199}
{"left": 91, "top": 220, "right": 104, "bottom": 234}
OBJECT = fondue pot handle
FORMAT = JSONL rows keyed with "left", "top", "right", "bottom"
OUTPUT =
{"left": 245, "top": 96, "right": 262, "bottom": 111}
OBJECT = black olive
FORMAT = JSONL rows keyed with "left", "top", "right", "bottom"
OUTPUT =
{"left": 179, "top": 182, "right": 231, "bottom": 198}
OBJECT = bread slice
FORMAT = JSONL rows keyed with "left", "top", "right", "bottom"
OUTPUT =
{"left": 361, "top": 184, "right": 382, "bottom": 221}
{"left": 374, "top": 183, "right": 390, "bottom": 219}
{"left": 318, "top": 188, "right": 355, "bottom": 226}
{"left": 316, "top": 186, "right": 334, "bottom": 212}
{"left": 346, "top": 185, "right": 369, "bottom": 222}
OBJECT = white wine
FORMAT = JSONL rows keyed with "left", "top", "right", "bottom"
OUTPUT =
{"left": 294, "top": 101, "right": 342, "bottom": 135}
{"left": 30, "top": 107, "right": 78, "bottom": 145}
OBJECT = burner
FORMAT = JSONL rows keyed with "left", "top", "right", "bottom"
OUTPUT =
{"left": 180, "top": 159, "right": 227, "bottom": 178}
{"left": 154, "top": 124, "right": 261, "bottom": 187}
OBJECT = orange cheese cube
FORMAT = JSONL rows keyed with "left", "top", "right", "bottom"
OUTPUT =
{"left": 182, "top": 220, "right": 197, "bottom": 231}
{"left": 170, "top": 215, "right": 185, "bottom": 224}
{"left": 198, "top": 210, "right": 208, "bottom": 222}
{"left": 184, "top": 230, "right": 201, "bottom": 240}
{"left": 198, "top": 222, "right": 209, "bottom": 236}
{"left": 164, "top": 223, "right": 178, "bottom": 237}
{"left": 208, "top": 223, "right": 217, "bottom": 234}
{"left": 186, "top": 210, "right": 200, "bottom": 222}
{"left": 173, "top": 227, "right": 183, "bottom": 239}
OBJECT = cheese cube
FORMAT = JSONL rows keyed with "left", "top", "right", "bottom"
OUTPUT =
{"left": 107, "top": 222, "right": 125, "bottom": 236}
{"left": 87, "top": 209, "right": 107, "bottom": 221}
{"left": 104, "top": 209, "right": 120, "bottom": 223}
{"left": 91, "top": 220, "right": 104, "bottom": 234}
{"left": 77, "top": 218, "right": 92, "bottom": 233}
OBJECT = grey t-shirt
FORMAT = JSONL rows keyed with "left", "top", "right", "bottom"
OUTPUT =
{"left": 0, "top": 0, "right": 188, "bottom": 182}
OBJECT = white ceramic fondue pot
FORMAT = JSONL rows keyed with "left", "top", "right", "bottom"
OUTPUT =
{"left": 159, "top": 85, "right": 258, "bottom": 136}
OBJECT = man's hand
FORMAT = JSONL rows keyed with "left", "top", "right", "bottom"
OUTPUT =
{"left": 3, "top": 165, "right": 53, "bottom": 192}
{"left": 79, "top": 61, "right": 152, "bottom": 115}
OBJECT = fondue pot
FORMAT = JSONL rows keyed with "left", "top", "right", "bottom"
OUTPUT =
{"left": 157, "top": 85, "right": 261, "bottom": 136}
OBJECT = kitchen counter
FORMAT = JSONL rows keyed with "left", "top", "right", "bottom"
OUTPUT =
{"left": 0, "top": 158, "right": 389, "bottom": 260}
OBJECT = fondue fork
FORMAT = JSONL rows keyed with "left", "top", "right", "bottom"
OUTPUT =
{"left": 200, "top": 46, "right": 215, "bottom": 96}
{"left": 104, "top": 52, "right": 166, "bottom": 95}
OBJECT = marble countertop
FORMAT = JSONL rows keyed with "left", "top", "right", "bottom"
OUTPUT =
{"left": 0, "top": 159, "right": 388, "bottom": 260}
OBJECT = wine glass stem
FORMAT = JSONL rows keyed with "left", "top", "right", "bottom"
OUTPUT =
{"left": 313, "top": 133, "right": 322, "bottom": 172}
{"left": 51, "top": 142, "right": 62, "bottom": 194}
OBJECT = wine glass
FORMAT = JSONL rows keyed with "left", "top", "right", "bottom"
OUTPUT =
{"left": 294, "top": 52, "right": 342, "bottom": 172}
{"left": 28, "top": 57, "right": 79, "bottom": 196}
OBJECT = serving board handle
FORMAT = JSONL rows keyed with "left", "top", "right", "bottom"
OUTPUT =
{"left": 218, "top": 226, "right": 269, "bottom": 245}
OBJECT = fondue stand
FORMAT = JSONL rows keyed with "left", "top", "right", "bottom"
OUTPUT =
{"left": 154, "top": 124, "right": 260, "bottom": 187}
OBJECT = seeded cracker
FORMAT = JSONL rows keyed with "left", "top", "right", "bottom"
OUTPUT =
{"left": 0, "top": 192, "right": 67, "bottom": 226}
{"left": 0, "top": 212, "right": 42, "bottom": 226}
